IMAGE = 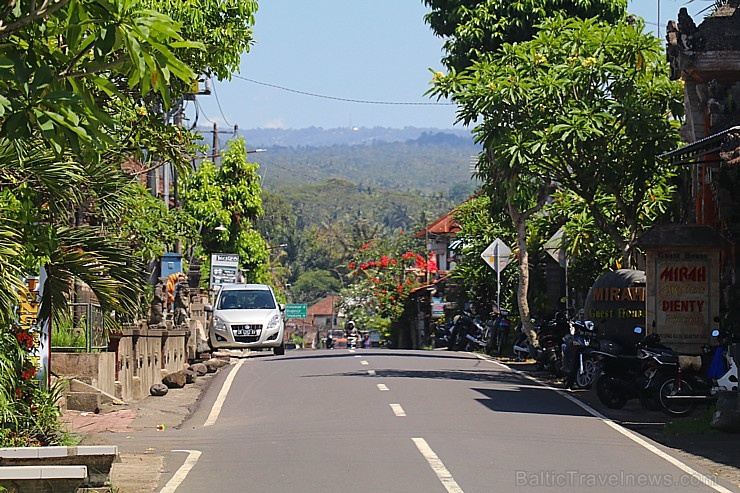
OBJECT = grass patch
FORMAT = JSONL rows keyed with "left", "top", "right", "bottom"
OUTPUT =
{"left": 664, "top": 406, "right": 720, "bottom": 436}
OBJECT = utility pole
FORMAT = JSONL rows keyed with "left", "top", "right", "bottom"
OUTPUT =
{"left": 198, "top": 123, "right": 240, "bottom": 168}
{"left": 212, "top": 122, "right": 219, "bottom": 167}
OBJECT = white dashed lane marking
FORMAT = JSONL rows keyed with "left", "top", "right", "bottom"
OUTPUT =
{"left": 390, "top": 403, "right": 406, "bottom": 417}
{"left": 412, "top": 438, "right": 464, "bottom": 493}
{"left": 377, "top": 383, "right": 389, "bottom": 391}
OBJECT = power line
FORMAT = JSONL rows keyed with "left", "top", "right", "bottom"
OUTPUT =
{"left": 211, "top": 76, "right": 234, "bottom": 127}
{"left": 195, "top": 99, "right": 216, "bottom": 124}
{"left": 233, "top": 75, "right": 455, "bottom": 106}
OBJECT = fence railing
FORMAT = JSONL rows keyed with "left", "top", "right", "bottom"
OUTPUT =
{"left": 52, "top": 302, "right": 106, "bottom": 352}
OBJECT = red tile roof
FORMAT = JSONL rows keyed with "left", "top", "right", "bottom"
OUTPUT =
{"left": 415, "top": 208, "right": 460, "bottom": 238}
{"left": 307, "top": 296, "right": 338, "bottom": 317}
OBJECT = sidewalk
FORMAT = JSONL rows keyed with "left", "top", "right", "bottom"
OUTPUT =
{"left": 61, "top": 353, "right": 740, "bottom": 492}
{"left": 61, "top": 358, "right": 231, "bottom": 493}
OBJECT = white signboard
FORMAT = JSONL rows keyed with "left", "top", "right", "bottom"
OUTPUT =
{"left": 481, "top": 238, "right": 512, "bottom": 309}
{"left": 545, "top": 229, "right": 567, "bottom": 268}
{"left": 210, "top": 253, "right": 240, "bottom": 289}
{"left": 481, "top": 238, "right": 512, "bottom": 273}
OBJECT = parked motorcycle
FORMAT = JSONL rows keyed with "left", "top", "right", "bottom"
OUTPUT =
{"left": 561, "top": 319, "right": 599, "bottom": 389}
{"left": 433, "top": 321, "right": 454, "bottom": 348}
{"left": 484, "top": 309, "right": 511, "bottom": 356}
{"left": 592, "top": 327, "right": 669, "bottom": 410}
{"left": 534, "top": 310, "right": 572, "bottom": 376}
{"left": 447, "top": 309, "right": 487, "bottom": 352}
{"left": 655, "top": 324, "right": 740, "bottom": 417}
{"left": 512, "top": 319, "right": 534, "bottom": 361}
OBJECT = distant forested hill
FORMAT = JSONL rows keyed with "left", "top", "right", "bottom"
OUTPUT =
{"left": 240, "top": 126, "right": 473, "bottom": 148}
{"left": 234, "top": 127, "right": 481, "bottom": 199}
{"left": 223, "top": 127, "right": 483, "bottom": 302}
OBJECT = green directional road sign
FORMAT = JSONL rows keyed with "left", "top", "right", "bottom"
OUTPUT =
{"left": 285, "top": 303, "right": 307, "bottom": 319}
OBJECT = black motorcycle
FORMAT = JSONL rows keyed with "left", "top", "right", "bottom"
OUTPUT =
{"left": 447, "top": 309, "right": 487, "bottom": 352}
{"left": 654, "top": 326, "right": 740, "bottom": 417}
{"left": 511, "top": 319, "right": 535, "bottom": 361}
{"left": 592, "top": 327, "right": 668, "bottom": 410}
{"left": 484, "top": 309, "right": 511, "bottom": 356}
{"left": 561, "top": 319, "right": 599, "bottom": 389}
{"left": 433, "top": 321, "right": 454, "bottom": 349}
{"left": 534, "top": 310, "right": 572, "bottom": 376}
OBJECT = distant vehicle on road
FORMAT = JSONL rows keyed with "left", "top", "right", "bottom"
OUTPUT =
{"left": 206, "top": 283, "right": 286, "bottom": 355}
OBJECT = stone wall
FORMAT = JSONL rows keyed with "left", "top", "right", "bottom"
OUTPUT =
{"left": 52, "top": 353, "right": 116, "bottom": 396}
{"left": 109, "top": 323, "right": 189, "bottom": 402}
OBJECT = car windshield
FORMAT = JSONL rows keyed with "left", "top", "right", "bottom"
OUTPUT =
{"left": 218, "top": 290, "right": 275, "bottom": 310}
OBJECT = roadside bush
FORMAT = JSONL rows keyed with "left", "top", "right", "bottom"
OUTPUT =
{"left": 0, "top": 323, "right": 68, "bottom": 447}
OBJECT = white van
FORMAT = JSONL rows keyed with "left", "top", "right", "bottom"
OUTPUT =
{"left": 207, "top": 284, "right": 286, "bottom": 355}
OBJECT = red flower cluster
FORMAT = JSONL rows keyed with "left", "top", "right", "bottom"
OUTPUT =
{"left": 20, "top": 367, "right": 36, "bottom": 380}
{"left": 15, "top": 331, "right": 34, "bottom": 351}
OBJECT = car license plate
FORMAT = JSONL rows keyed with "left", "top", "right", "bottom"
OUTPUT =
{"left": 234, "top": 327, "right": 260, "bottom": 337}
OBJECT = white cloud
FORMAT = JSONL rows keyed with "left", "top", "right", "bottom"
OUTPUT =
{"left": 264, "top": 118, "right": 285, "bottom": 129}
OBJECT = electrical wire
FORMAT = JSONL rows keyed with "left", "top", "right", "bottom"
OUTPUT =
{"left": 211, "top": 76, "right": 234, "bottom": 127}
{"left": 195, "top": 99, "right": 216, "bottom": 124}
{"left": 233, "top": 75, "right": 454, "bottom": 106}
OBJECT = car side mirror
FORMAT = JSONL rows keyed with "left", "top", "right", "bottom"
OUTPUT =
{"left": 205, "top": 304, "right": 213, "bottom": 312}
{"left": 279, "top": 303, "right": 286, "bottom": 311}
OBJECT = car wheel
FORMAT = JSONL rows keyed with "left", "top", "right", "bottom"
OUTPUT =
{"left": 273, "top": 342, "right": 285, "bottom": 356}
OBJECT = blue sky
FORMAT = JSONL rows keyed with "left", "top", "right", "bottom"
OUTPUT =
{"left": 190, "top": 1, "right": 707, "bottom": 131}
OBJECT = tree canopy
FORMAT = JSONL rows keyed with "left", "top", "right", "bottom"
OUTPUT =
{"left": 423, "top": 0, "right": 627, "bottom": 72}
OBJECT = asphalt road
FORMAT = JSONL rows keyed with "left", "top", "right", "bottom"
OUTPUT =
{"left": 129, "top": 349, "right": 738, "bottom": 492}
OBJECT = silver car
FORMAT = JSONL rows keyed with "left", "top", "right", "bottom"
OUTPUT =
{"left": 207, "top": 284, "right": 286, "bottom": 355}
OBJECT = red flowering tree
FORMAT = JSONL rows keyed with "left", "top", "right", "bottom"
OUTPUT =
{"left": 342, "top": 237, "right": 425, "bottom": 326}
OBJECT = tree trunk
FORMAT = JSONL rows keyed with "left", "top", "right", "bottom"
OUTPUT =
{"left": 509, "top": 203, "right": 538, "bottom": 348}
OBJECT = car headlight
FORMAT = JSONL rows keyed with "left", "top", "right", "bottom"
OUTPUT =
{"left": 213, "top": 316, "right": 227, "bottom": 330}
{"left": 266, "top": 313, "right": 281, "bottom": 330}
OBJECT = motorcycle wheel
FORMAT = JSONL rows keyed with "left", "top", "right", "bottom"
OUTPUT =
{"left": 484, "top": 335, "right": 495, "bottom": 356}
{"left": 548, "top": 351, "right": 563, "bottom": 377}
{"left": 658, "top": 378, "right": 696, "bottom": 417}
{"left": 574, "top": 358, "right": 597, "bottom": 389}
{"left": 595, "top": 377, "right": 629, "bottom": 409}
{"left": 497, "top": 330, "right": 508, "bottom": 356}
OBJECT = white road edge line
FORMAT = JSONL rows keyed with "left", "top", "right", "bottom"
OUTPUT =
{"left": 204, "top": 359, "right": 244, "bottom": 427}
{"left": 412, "top": 437, "right": 464, "bottom": 493}
{"left": 476, "top": 354, "right": 734, "bottom": 493}
{"left": 159, "top": 449, "right": 201, "bottom": 493}
{"left": 377, "top": 383, "right": 389, "bottom": 391}
{"left": 390, "top": 403, "right": 406, "bottom": 417}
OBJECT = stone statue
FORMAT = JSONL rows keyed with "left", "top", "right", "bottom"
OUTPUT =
{"left": 149, "top": 277, "right": 167, "bottom": 326}
{"left": 173, "top": 274, "right": 191, "bottom": 326}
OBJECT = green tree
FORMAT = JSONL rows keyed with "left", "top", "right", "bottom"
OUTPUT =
{"left": 291, "top": 270, "right": 340, "bottom": 306}
{"left": 423, "top": 0, "right": 626, "bottom": 72}
{"left": 0, "top": 0, "right": 200, "bottom": 155}
{"left": 435, "top": 16, "right": 682, "bottom": 267}
{"left": 181, "top": 138, "right": 269, "bottom": 284}
{"left": 425, "top": 3, "right": 682, "bottom": 347}
{"left": 0, "top": 0, "right": 257, "bottom": 446}
{"left": 450, "top": 194, "right": 518, "bottom": 312}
